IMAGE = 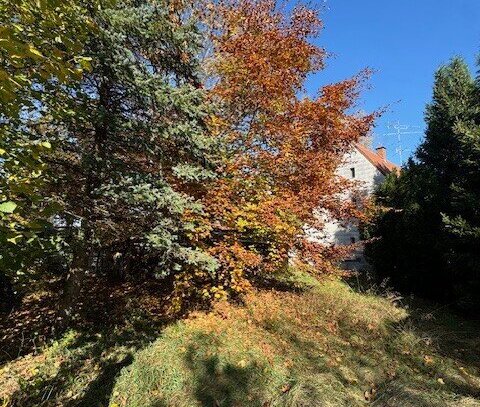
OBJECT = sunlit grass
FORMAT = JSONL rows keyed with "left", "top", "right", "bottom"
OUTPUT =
{"left": 110, "top": 270, "right": 480, "bottom": 406}
{"left": 1, "top": 269, "right": 479, "bottom": 406}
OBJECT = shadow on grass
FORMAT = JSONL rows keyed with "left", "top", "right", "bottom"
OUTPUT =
{"left": 347, "top": 270, "right": 480, "bottom": 368}
{"left": 75, "top": 353, "right": 133, "bottom": 407}
{"left": 348, "top": 273, "right": 480, "bottom": 375}
{"left": 4, "top": 277, "right": 180, "bottom": 406}
{"left": 187, "top": 352, "right": 261, "bottom": 406}
{"left": 257, "top": 293, "right": 480, "bottom": 407}
{"left": 258, "top": 317, "right": 363, "bottom": 405}
{"left": 179, "top": 333, "right": 273, "bottom": 407}
{"left": 8, "top": 330, "right": 141, "bottom": 407}
{"left": 128, "top": 336, "right": 274, "bottom": 407}
{"left": 401, "top": 300, "right": 480, "bottom": 369}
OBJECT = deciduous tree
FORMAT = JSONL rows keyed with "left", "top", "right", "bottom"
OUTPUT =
{"left": 179, "top": 0, "right": 376, "bottom": 302}
{"left": 0, "top": 0, "right": 96, "bottom": 309}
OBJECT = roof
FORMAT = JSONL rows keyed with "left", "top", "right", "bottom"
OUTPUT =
{"left": 354, "top": 143, "right": 400, "bottom": 175}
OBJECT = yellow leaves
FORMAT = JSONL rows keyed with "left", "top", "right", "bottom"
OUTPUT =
{"left": 27, "top": 44, "right": 43, "bottom": 59}
{"left": 238, "top": 359, "right": 247, "bottom": 368}
{"left": 208, "top": 114, "right": 225, "bottom": 129}
{"left": 75, "top": 56, "right": 93, "bottom": 72}
{"left": 235, "top": 217, "right": 249, "bottom": 230}
{"left": 0, "top": 201, "right": 17, "bottom": 214}
{"left": 423, "top": 355, "right": 434, "bottom": 366}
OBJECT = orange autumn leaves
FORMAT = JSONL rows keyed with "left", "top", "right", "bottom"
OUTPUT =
{"left": 206, "top": 0, "right": 324, "bottom": 112}
{"left": 176, "top": 0, "right": 376, "bottom": 302}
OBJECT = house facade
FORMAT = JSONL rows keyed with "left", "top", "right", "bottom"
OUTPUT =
{"left": 321, "top": 143, "right": 399, "bottom": 269}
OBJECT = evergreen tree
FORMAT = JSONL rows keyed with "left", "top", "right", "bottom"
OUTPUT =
{"left": 440, "top": 84, "right": 480, "bottom": 309}
{"left": 366, "top": 57, "right": 480, "bottom": 312}
{"left": 45, "top": 0, "right": 217, "bottom": 323}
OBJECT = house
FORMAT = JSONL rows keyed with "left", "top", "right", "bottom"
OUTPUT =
{"left": 320, "top": 143, "right": 399, "bottom": 269}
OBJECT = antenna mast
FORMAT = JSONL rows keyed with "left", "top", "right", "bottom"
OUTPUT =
{"left": 382, "top": 121, "right": 423, "bottom": 165}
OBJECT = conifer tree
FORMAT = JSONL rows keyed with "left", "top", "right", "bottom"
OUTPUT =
{"left": 47, "top": 0, "right": 217, "bottom": 322}
{"left": 367, "top": 57, "right": 480, "bottom": 312}
{"left": 440, "top": 69, "right": 480, "bottom": 308}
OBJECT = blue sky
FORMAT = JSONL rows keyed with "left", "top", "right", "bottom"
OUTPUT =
{"left": 305, "top": 0, "right": 480, "bottom": 165}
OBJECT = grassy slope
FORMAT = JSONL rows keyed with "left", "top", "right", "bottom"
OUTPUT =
{"left": 1, "top": 270, "right": 480, "bottom": 406}
{"left": 110, "top": 272, "right": 480, "bottom": 407}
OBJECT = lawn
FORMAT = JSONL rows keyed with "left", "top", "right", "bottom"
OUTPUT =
{"left": 1, "top": 270, "right": 480, "bottom": 406}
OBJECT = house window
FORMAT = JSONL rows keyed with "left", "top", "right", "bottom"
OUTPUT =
{"left": 350, "top": 236, "right": 356, "bottom": 244}
{"left": 350, "top": 167, "right": 356, "bottom": 178}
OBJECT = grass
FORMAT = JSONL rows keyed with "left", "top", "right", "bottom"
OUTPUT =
{"left": 110, "top": 270, "right": 480, "bottom": 407}
{"left": 1, "top": 269, "right": 480, "bottom": 406}
{"left": 0, "top": 280, "right": 172, "bottom": 406}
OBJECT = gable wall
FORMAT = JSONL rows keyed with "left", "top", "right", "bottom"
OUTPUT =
{"left": 337, "top": 148, "right": 386, "bottom": 194}
{"left": 310, "top": 148, "right": 387, "bottom": 270}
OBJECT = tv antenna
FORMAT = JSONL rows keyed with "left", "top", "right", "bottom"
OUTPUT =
{"left": 383, "top": 121, "right": 423, "bottom": 165}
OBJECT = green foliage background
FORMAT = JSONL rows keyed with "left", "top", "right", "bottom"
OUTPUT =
{"left": 366, "top": 57, "right": 480, "bottom": 312}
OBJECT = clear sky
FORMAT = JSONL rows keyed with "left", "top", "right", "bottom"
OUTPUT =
{"left": 305, "top": 0, "right": 480, "bottom": 165}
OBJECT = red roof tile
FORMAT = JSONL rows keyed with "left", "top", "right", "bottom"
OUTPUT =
{"left": 355, "top": 143, "right": 400, "bottom": 175}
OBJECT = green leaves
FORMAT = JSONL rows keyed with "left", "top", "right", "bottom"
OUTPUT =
{"left": 0, "top": 0, "right": 98, "bottom": 281}
{"left": 26, "top": 44, "right": 44, "bottom": 59}
{"left": 75, "top": 56, "right": 93, "bottom": 72}
{"left": 0, "top": 201, "right": 17, "bottom": 213}
{"left": 0, "top": 0, "right": 98, "bottom": 115}
{"left": 26, "top": 0, "right": 219, "bottom": 304}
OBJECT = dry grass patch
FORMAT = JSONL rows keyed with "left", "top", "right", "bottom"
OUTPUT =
{"left": 110, "top": 271, "right": 480, "bottom": 406}
{"left": 2, "top": 269, "right": 480, "bottom": 406}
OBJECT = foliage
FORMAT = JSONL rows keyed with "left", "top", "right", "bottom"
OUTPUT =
{"left": 0, "top": 0, "right": 95, "bottom": 114}
{"left": 365, "top": 57, "right": 480, "bottom": 312}
{"left": 1, "top": 0, "right": 376, "bottom": 317}
{"left": 177, "top": 0, "right": 376, "bottom": 302}
{"left": 39, "top": 0, "right": 219, "bottom": 319}
{"left": 0, "top": 0, "right": 98, "bottom": 299}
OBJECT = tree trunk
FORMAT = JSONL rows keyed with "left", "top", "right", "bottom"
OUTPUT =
{"left": 56, "top": 68, "right": 110, "bottom": 331}
{"left": 57, "top": 224, "right": 92, "bottom": 331}
{"left": 0, "top": 273, "right": 16, "bottom": 313}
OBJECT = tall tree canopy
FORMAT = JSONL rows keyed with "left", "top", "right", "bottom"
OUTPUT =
{"left": 176, "top": 0, "right": 376, "bottom": 302}
{"left": 0, "top": 0, "right": 97, "bottom": 310}
{"left": 366, "top": 57, "right": 480, "bottom": 312}
{"left": 1, "top": 0, "right": 377, "bottom": 317}
{"left": 45, "top": 0, "right": 218, "bottom": 320}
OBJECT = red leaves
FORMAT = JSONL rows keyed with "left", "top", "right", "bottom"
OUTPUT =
{"left": 206, "top": 0, "right": 324, "bottom": 114}
{"left": 181, "top": 0, "right": 378, "bottom": 301}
